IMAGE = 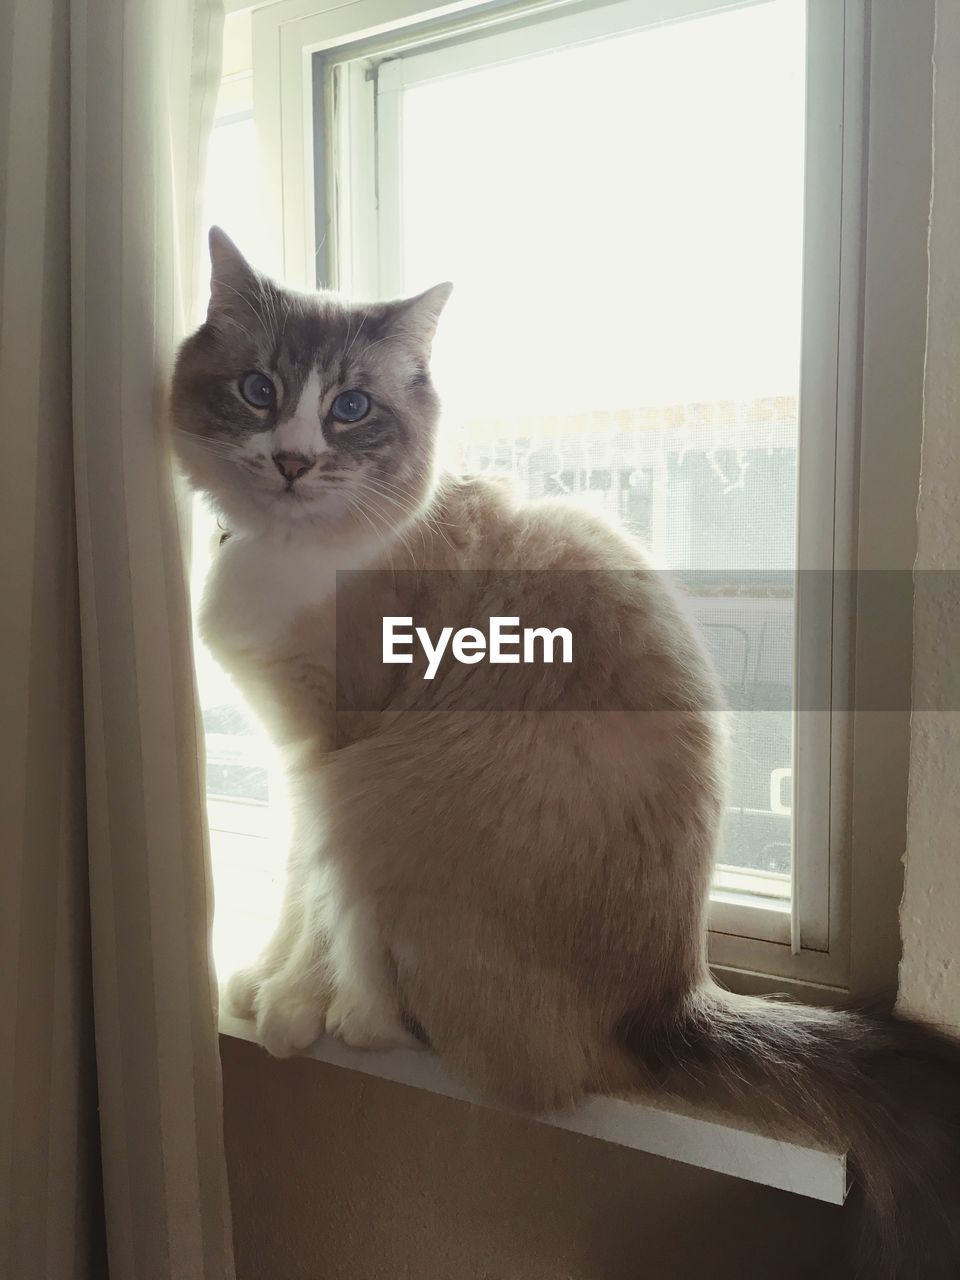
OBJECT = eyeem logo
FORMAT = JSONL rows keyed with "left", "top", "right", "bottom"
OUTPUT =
{"left": 383, "top": 616, "right": 574, "bottom": 680}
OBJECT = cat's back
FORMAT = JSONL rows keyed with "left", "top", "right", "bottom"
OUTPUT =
{"left": 426, "top": 475, "right": 723, "bottom": 715}
{"left": 436, "top": 473, "right": 654, "bottom": 572}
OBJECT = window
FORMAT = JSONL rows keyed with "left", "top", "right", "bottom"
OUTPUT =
{"left": 329, "top": 0, "right": 811, "bottom": 951}
{"left": 194, "top": 11, "right": 283, "bottom": 981}
{"left": 195, "top": 0, "right": 928, "bottom": 999}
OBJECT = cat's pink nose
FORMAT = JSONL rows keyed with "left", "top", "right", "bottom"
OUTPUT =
{"left": 273, "top": 452, "right": 315, "bottom": 483}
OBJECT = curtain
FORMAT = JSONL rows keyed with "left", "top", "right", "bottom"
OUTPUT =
{"left": 0, "top": 0, "right": 234, "bottom": 1276}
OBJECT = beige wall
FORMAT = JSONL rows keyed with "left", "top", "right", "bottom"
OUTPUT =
{"left": 899, "top": 0, "right": 960, "bottom": 1033}
{"left": 222, "top": 1037, "right": 850, "bottom": 1280}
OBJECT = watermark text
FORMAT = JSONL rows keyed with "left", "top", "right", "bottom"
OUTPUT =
{"left": 383, "top": 616, "right": 574, "bottom": 680}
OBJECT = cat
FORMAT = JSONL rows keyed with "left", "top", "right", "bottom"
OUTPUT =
{"left": 172, "top": 227, "right": 960, "bottom": 1278}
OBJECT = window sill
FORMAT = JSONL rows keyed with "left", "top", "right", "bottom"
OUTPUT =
{"left": 219, "top": 1011, "right": 849, "bottom": 1205}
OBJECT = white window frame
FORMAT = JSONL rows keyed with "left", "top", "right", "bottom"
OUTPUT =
{"left": 240, "top": 0, "right": 932, "bottom": 999}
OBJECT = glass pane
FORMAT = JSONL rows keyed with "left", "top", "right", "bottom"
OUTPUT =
{"left": 193, "top": 60, "right": 284, "bottom": 982}
{"left": 392, "top": 0, "right": 805, "bottom": 890}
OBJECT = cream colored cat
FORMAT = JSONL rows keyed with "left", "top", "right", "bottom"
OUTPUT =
{"left": 172, "top": 229, "right": 960, "bottom": 1278}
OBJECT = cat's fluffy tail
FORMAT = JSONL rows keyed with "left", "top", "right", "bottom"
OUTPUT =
{"left": 618, "top": 984, "right": 960, "bottom": 1278}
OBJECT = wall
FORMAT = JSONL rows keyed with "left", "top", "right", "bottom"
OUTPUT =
{"left": 221, "top": 1036, "right": 849, "bottom": 1280}
{"left": 898, "top": 0, "right": 960, "bottom": 1033}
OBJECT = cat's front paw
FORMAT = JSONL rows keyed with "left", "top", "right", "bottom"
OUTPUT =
{"left": 222, "top": 966, "right": 263, "bottom": 1021}
{"left": 325, "top": 989, "right": 421, "bottom": 1051}
{"left": 254, "top": 979, "right": 326, "bottom": 1058}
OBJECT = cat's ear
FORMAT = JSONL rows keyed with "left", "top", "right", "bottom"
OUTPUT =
{"left": 207, "top": 226, "right": 257, "bottom": 318}
{"left": 388, "top": 282, "right": 453, "bottom": 350}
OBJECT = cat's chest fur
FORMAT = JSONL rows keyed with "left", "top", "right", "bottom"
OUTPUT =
{"left": 201, "top": 535, "right": 337, "bottom": 654}
{"left": 199, "top": 531, "right": 382, "bottom": 743}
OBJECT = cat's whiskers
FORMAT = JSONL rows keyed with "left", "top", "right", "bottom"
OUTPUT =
{"left": 357, "top": 476, "right": 435, "bottom": 564}
{"left": 357, "top": 476, "right": 409, "bottom": 514}
{"left": 359, "top": 326, "right": 420, "bottom": 355}
{"left": 173, "top": 428, "right": 244, "bottom": 459}
{"left": 363, "top": 473, "right": 460, "bottom": 563}
{"left": 214, "top": 278, "right": 273, "bottom": 342}
{"left": 345, "top": 486, "right": 424, "bottom": 569}
{"left": 256, "top": 276, "right": 283, "bottom": 349}
{"left": 211, "top": 311, "right": 260, "bottom": 347}
{"left": 343, "top": 309, "right": 370, "bottom": 363}
{"left": 339, "top": 488, "right": 389, "bottom": 545}
{"left": 363, "top": 469, "right": 456, "bottom": 533}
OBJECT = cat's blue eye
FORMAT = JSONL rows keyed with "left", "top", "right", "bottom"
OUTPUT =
{"left": 331, "top": 390, "right": 371, "bottom": 424}
{"left": 240, "top": 371, "right": 275, "bottom": 409}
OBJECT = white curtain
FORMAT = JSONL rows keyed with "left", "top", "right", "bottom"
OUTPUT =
{"left": 0, "top": 0, "right": 234, "bottom": 1276}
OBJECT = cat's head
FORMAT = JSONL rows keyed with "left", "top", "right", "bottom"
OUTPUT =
{"left": 171, "top": 227, "right": 451, "bottom": 538}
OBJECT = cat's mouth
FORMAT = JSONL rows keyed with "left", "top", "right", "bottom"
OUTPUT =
{"left": 265, "top": 480, "right": 353, "bottom": 522}
{"left": 275, "top": 481, "right": 338, "bottom": 503}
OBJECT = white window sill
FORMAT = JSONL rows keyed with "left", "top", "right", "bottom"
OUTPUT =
{"left": 219, "top": 1011, "right": 848, "bottom": 1206}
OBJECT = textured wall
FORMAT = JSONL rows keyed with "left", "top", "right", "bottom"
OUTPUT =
{"left": 899, "top": 1, "right": 960, "bottom": 1033}
{"left": 221, "top": 1037, "right": 850, "bottom": 1280}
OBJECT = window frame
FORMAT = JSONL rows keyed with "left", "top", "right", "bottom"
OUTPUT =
{"left": 241, "top": 0, "right": 932, "bottom": 999}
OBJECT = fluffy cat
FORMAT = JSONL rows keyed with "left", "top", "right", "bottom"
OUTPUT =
{"left": 172, "top": 228, "right": 960, "bottom": 1278}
